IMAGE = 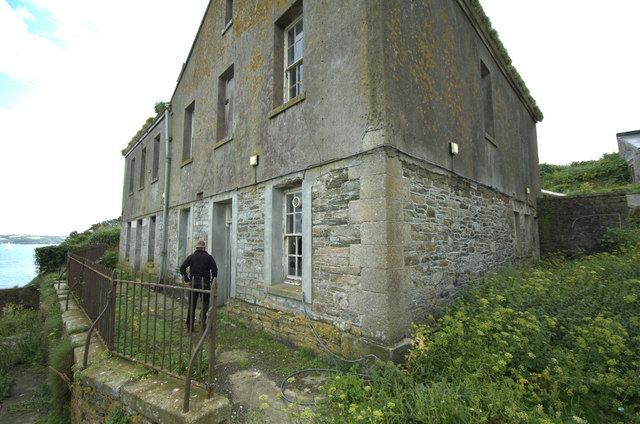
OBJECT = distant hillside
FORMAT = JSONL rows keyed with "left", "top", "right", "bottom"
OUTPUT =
{"left": 540, "top": 153, "right": 639, "bottom": 195}
{"left": 0, "top": 235, "right": 66, "bottom": 245}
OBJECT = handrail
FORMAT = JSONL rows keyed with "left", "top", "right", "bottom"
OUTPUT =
{"left": 82, "top": 272, "right": 117, "bottom": 369}
{"left": 65, "top": 277, "right": 82, "bottom": 311}
{"left": 183, "top": 278, "right": 217, "bottom": 412}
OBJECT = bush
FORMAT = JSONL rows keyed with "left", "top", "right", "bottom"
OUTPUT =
{"left": 316, "top": 229, "right": 640, "bottom": 423}
{"left": 35, "top": 222, "right": 121, "bottom": 272}
{"left": 98, "top": 250, "right": 119, "bottom": 269}
{"left": 0, "top": 305, "right": 46, "bottom": 400}
{"left": 88, "top": 226, "right": 120, "bottom": 246}
{"left": 35, "top": 245, "right": 69, "bottom": 273}
{"left": 541, "top": 153, "right": 632, "bottom": 194}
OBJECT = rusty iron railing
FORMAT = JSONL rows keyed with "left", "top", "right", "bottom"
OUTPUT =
{"left": 66, "top": 251, "right": 218, "bottom": 402}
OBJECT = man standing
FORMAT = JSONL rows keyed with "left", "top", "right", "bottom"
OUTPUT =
{"left": 180, "top": 240, "right": 218, "bottom": 331}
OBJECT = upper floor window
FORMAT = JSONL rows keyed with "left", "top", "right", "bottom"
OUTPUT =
{"left": 129, "top": 157, "right": 135, "bottom": 194}
{"left": 152, "top": 135, "right": 160, "bottom": 180}
{"left": 225, "top": 0, "right": 233, "bottom": 27}
{"left": 183, "top": 101, "right": 195, "bottom": 161}
{"left": 218, "top": 65, "right": 234, "bottom": 140}
{"left": 139, "top": 148, "right": 146, "bottom": 189}
{"left": 284, "top": 17, "right": 303, "bottom": 101}
{"left": 480, "top": 60, "right": 495, "bottom": 142}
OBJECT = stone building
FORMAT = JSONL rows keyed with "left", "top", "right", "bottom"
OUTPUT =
{"left": 120, "top": 0, "right": 543, "bottom": 360}
{"left": 617, "top": 130, "right": 640, "bottom": 183}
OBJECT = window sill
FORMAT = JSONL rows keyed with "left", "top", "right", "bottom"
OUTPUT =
{"left": 267, "top": 283, "right": 301, "bottom": 299}
{"left": 222, "top": 19, "right": 233, "bottom": 36}
{"left": 485, "top": 132, "right": 498, "bottom": 147}
{"left": 151, "top": 177, "right": 159, "bottom": 184}
{"left": 181, "top": 158, "right": 193, "bottom": 168}
{"left": 214, "top": 135, "right": 233, "bottom": 150}
{"left": 268, "top": 92, "right": 306, "bottom": 119}
{"left": 138, "top": 186, "right": 144, "bottom": 191}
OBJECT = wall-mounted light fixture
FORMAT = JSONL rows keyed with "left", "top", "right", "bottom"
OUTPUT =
{"left": 250, "top": 154, "right": 259, "bottom": 166}
{"left": 449, "top": 142, "right": 459, "bottom": 156}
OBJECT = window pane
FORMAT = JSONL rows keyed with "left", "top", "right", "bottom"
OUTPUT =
{"left": 287, "top": 237, "right": 296, "bottom": 255}
{"left": 296, "top": 20, "right": 302, "bottom": 36}
{"left": 288, "top": 30, "right": 295, "bottom": 65}
{"left": 286, "top": 214, "right": 294, "bottom": 233}
{"left": 286, "top": 193, "right": 294, "bottom": 213}
{"left": 296, "top": 236, "right": 302, "bottom": 255}
{"left": 288, "top": 256, "right": 296, "bottom": 276}
{"left": 294, "top": 38, "right": 302, "bottom": 62}
{"left": 294, "top": 213, "right": 302, "bottom": 234}
{"left": 296, "top": 256, "right": 302, "bottom": 276}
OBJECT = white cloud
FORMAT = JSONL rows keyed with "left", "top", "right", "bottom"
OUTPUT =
{"left": 0, "top": 0, "right": 209, "bottom": 235}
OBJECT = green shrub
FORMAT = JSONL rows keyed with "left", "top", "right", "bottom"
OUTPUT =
{"left": 88, "top": 226, "right": 120, "bottom": 246}
{"left": 35, "top": 223, "right": 120, "bottom": 272}
{"left": 98, "top": 250, "right": 119, "bottom": 269}
{"left": 35, "top": 245, "right": 69, "bottom": 273}
{"left": 0, "top": 305, "right": 46, "bottom": 400}
{"left": 541, "top": 153, "right": 632, "bottom": 194}
{"left": 316, "top": 229, "right": 640, "bottom": 423}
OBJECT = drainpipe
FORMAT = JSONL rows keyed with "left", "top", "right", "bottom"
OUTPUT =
{"left": 157, "top": 104, "right": 171, "bottom": 283}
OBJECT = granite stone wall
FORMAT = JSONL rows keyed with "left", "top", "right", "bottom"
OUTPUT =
{"left": 538, "top": 193, "right": 629, "bottom": 256}
{"left": 401, "top": 157, "right": 535, "bottom": 324}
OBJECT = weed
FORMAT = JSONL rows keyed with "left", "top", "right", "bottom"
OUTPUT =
{"left": 106, "top": 406, "right": 130, "bottom": 424}
{"left": 315, "top": 229, "right": 640, "bottom": 423}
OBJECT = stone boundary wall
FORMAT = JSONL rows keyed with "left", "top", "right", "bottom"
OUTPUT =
{"left": 55, "top": 282, "right": 230, "bottom": 424}
{"left": 538, "top": 192, "right": 629, "bottom": 256}
{"left": 0, "top": 285, "right": 39, "bottom": 316}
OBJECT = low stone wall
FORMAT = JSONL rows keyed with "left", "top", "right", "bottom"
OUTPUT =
{"left": 538, "top": 192, "right": 629, "bottom": 256}
{"left": 56, "top": 283, "right": 231, "bottom": 424}
{"left": 0, "top": 284, "right": 39, "bottom": 316}
{"left": 227, "top": 297, "right": 411, "bottom": 363}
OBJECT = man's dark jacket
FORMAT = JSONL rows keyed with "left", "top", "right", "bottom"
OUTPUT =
{"left": 180, "top": 249, "right": 217, "bottom": 283}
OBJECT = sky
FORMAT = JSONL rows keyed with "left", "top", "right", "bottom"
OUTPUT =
{"left": 0, "top": 1, "right": 638, "bottom": 236}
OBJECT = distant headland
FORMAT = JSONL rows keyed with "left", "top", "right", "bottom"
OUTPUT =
{"left": 0, "top": 235, "right": 66, "bottom": 245}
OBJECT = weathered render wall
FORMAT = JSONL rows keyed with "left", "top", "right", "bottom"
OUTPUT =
{"left": 168, "top": 0, "right": 370, "bottom": 206}
{"left": 538, "top": 193, "right": 629, "bottom": 256}
{"left": 378, "top": 0, "right": 541, "bottom": 203}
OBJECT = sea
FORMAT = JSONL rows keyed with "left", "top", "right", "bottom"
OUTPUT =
{"left": 0, "top": 243, "right": 49, "bottom": 289}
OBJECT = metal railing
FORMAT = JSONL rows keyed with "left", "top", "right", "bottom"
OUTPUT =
{"left": 66, "top": 250, "right": 217, "bottom": 412}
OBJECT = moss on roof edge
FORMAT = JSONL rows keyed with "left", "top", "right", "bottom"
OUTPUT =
{"left": 466, "top": 0, "right": 544, "bottom": 122}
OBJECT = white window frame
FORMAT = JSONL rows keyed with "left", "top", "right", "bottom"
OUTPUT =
{"left": 283, "top": 188, "right": 302, "bottom": 283}
{"left": 283, "top": 16, "right": 303, "bottom": 102}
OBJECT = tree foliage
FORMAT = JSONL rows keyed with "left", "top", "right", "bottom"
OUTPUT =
{"left": 541, "top": 153, "right": 633, "bottom": 194}
{"left": 34, "top": 219, "right": 121, "bottom": 273}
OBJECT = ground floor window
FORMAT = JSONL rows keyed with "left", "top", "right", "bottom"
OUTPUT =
{"left": 284, "top": 189, "right": 302, "bottom": 282}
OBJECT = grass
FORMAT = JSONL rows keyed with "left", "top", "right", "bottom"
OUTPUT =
{"left": 310, "top": 228, "right": 640, "bottom": 423}
{"left": 0, "top": 274, "right": 71, "bottom": 423}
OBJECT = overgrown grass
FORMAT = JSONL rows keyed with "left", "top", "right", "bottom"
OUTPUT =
{"left": 312, "top": 229, "right": 640, "bottom": 423}
{"left": 540, "top": 153, "right": 637, "bottom": 195}
{"left": 0, "top": 305, "right": 46, "bottom": 400}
